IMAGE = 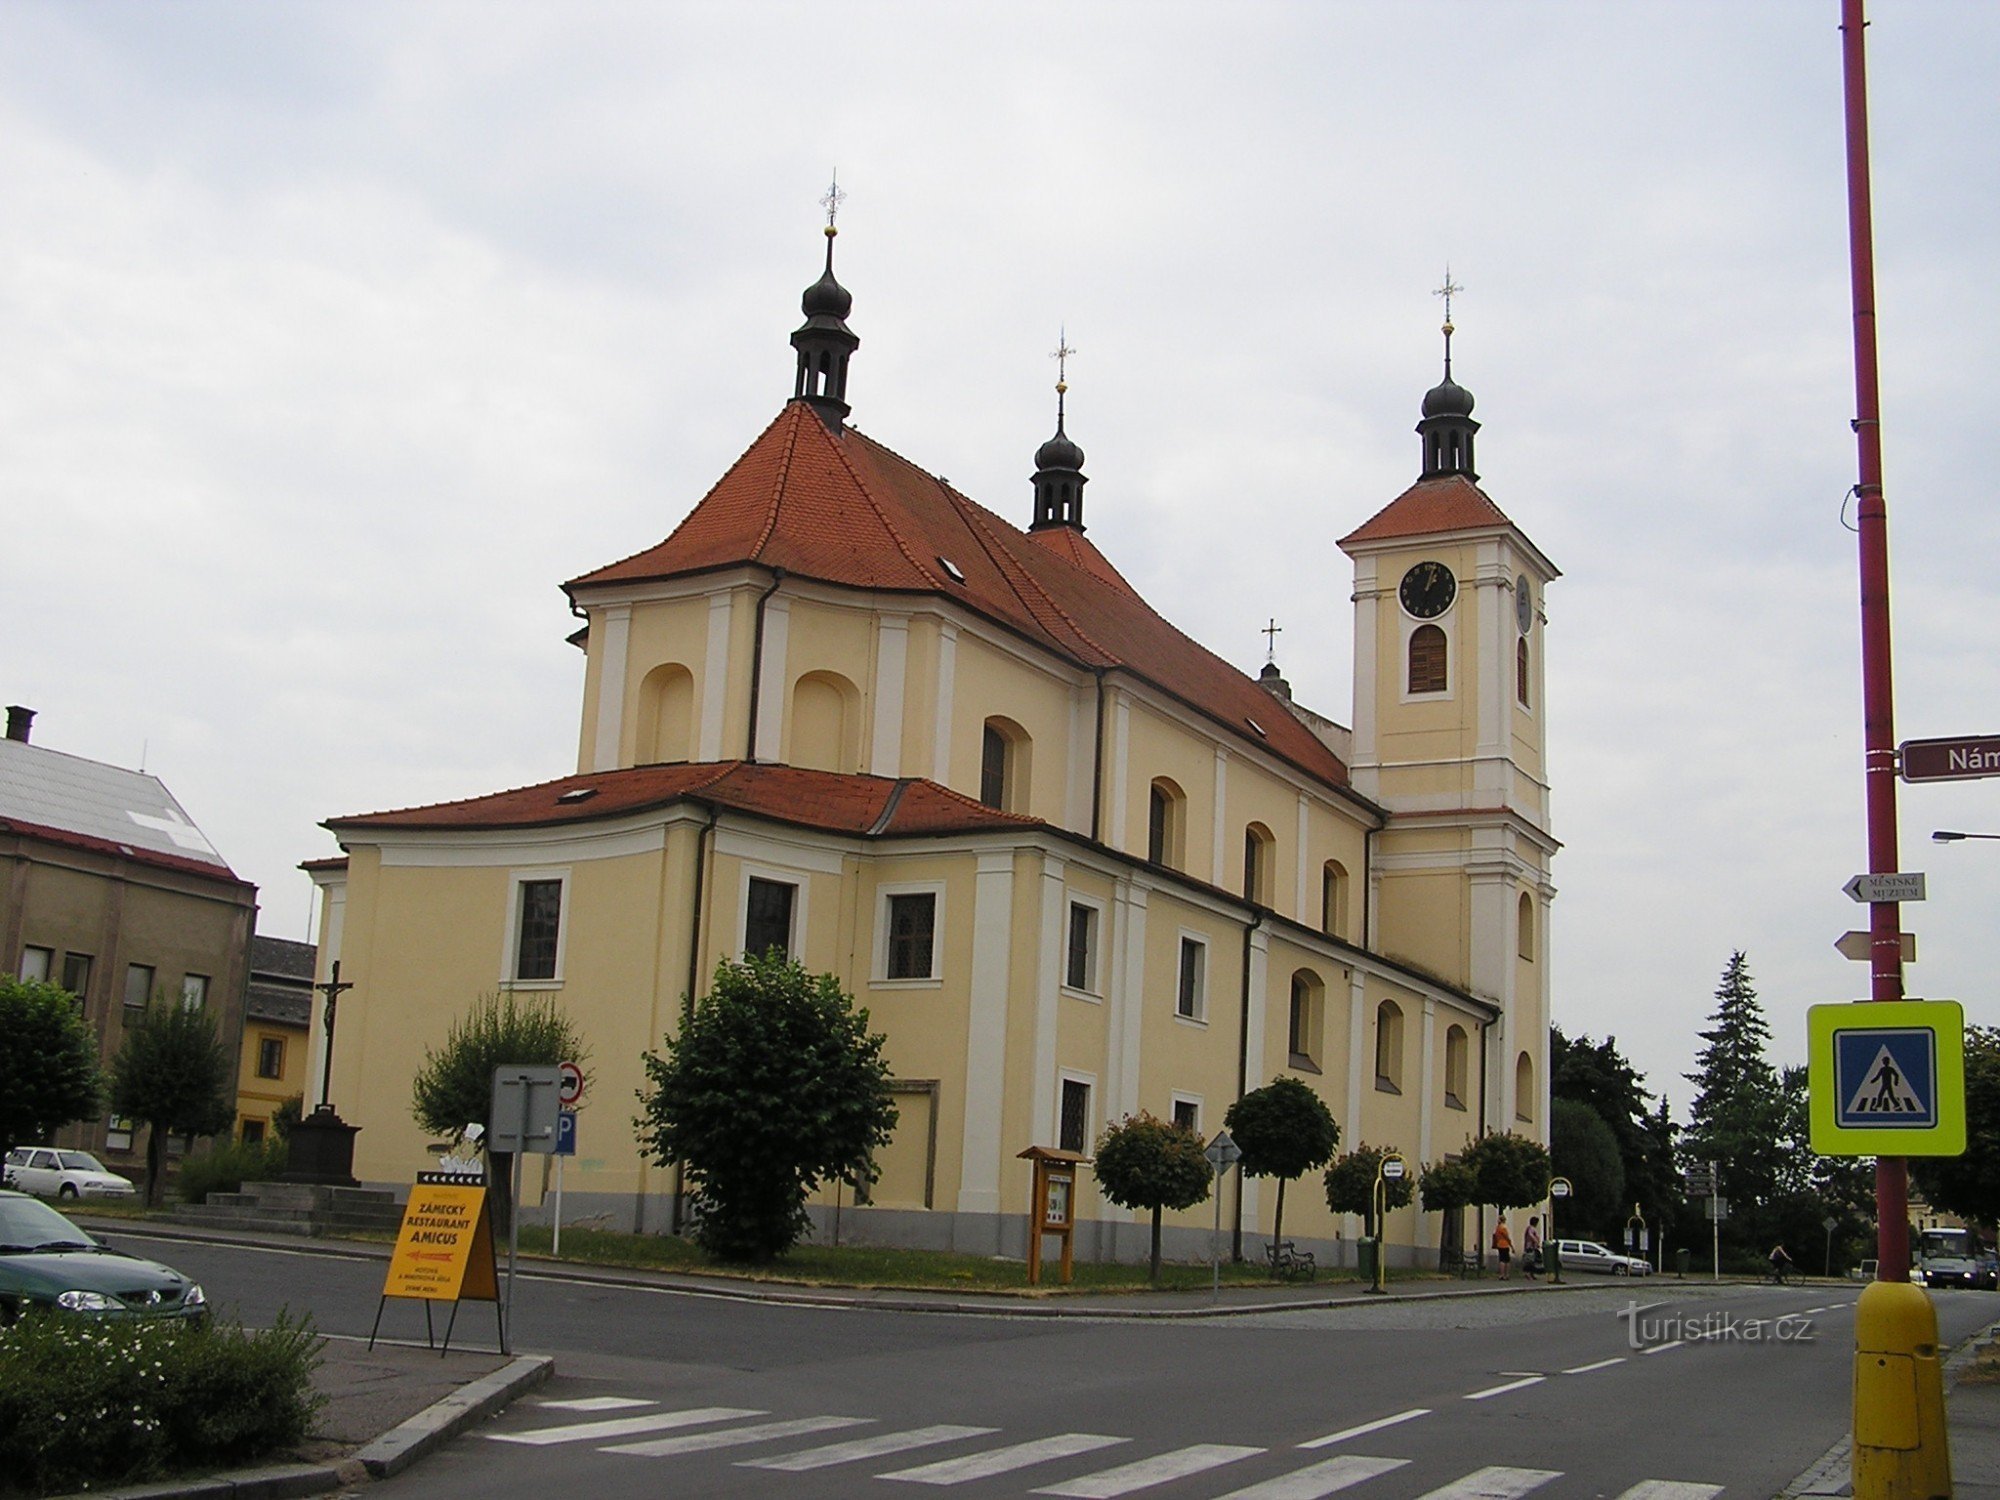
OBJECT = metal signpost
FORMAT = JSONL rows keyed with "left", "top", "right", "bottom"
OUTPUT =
{"left": 489, "top": 1065, "right": 563, "bottom": 1344}
{"left": 1205, "top": 1129, "right": 1241, "bottom": 1298}
{"left": 1370, "top": 1154, "right": 1406, "bottom": 1294}
{"left": 551, "top": 1062, "right": 583, "bottom": 1257}
{"left": 1548, "top": 1176, "right": 1571, "bottom": 1283}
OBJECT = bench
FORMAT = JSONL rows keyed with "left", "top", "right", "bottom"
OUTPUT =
{"left": 1265, "top": 1239, "right": 1317, "bottom": 1281}
{"left": 1441, "top": 1250, "right": 1484, "bottom": 1278}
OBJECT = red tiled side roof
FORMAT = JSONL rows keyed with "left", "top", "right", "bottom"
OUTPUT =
{"left": 326, "top": 762, "right": 1041, "bottom": 840}
{"left": 0, "top": 816, "right": 253, "bottom": 888}
{"left": 567, "top": 402, "right": 1350, "bottom": 790}
{"left": 1336, "top": 475, "right": 1517, "bottom": 548}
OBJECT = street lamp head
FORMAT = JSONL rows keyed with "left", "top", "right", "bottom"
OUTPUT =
{"left": 1933, "top": 831, "right": 1967, "bottom": 842}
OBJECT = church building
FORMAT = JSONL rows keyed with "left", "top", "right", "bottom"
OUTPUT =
{"left": 307, "top": 220, "right": 1558, "bottom": 1265}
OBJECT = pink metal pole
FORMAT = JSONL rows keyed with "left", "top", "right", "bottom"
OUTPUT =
{"left": 1839, "top": 0, "right": 1910, "bottom": 1282}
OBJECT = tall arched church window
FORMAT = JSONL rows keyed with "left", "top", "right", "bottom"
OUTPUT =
{"left": 1517, "top": 891, "right": 1535, "bottom": 962}
{"left": 1289, "top": 970, "right": 1323, "bottom": 1070}
{"left": 1517, "top": 637, "right": 1531, "bottom": 707}
{"left": 1444, "top": 1025, "right": 1469, "bottom": 1110}
{"left": 1148, "top": 778, "right": 1186, "bottom": 869}
{"left": 1408, "top": 624, "right": 1447, "bottom": 694}
{"left": 1243, "top": 823, "right": 1275, "bottom": 904}
{"left": 980, "top": 717, "right": 1031, "bottom": 813}
{"left": 1374, "top": 999, "right": 1404, "bottom": 1093}
{"left": 1321, "top": 860, "right": 1349, "bottom": 940}
{"left": 1515, "top": 1051, "right": 1536, "bottom": 1123}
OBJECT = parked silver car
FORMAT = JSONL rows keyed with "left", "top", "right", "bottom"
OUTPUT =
{"left": 3, "top": 1148, "right": 138, "bottom": 1202}
{"left": 1553, "top": 1237, "right": 1652, "bottom": 1275}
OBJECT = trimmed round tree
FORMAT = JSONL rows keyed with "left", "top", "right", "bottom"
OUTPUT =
{"left": 1093, "top": 1112, "right": 1213, "bottom": 1280}
{"left": 110, "top": 999, "right": 236, "bottom": 1206}
{"left": 0, "top": 978, "right": 104, "bottom": 1166}
{"left": 1419, "top": 1156, "right": 1478, "bottom": 1268}
{"left": 1461, "top": 1129, "right": 1553, "bottom": 1216}
{"left": 636, "top": 952, "right": 898, "bottom": 1263}
{"left": 1224, "top": 1076, "right": 1338, "bottom": 1252}
{"left": 1323, "top": 1143, "right": 1414, "bottom": 1238}
{"left": 410, "top": 992, "right": 588, "bottom": 1237}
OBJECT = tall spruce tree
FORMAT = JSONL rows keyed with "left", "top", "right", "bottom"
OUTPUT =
{"left": 1681, "top": 952, "right": 1786, "bottom": 1253}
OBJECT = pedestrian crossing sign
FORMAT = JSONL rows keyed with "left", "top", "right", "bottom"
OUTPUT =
{"left": 1807, "top": 1000, "right": 1965, "bottom": 1156}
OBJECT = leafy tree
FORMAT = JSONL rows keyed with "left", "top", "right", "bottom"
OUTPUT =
{"left": 1551, "top": 1026, "right": 1680, "bottom": 1239}
{"left": 635, "top": 953, "right": 897, "bottom": 1262}
{"left": 1550, "top": 1098, "right": 1625, "bottom": 1238}
{"left": 1460, "top": 1130, "right": 1553, "bottom": 1211}
{"left": 0, "top": 978, "right": 103, "bottom": 1165}
{"left": 1324, "top": 1144, "right": 1414, "bottom": 1238}
{"left": 1093, "top": 1112, "right": 1212, "bottom": 1280}
{"left": 110, "top": 1000, "right": 236, "bottom": 1206}
{"left": 411, "top": 992, "right": 587, "bottom": 1237}
{"left": 270, "top": 1094, "right": 305, "bottom": 1142}
{"left": 1225, "top": 1077, "right": 1338, "bottom": 1250}
{"left": 1681, "top": 952, "right": 1786, "bottom": 1253}
{"left": 1419, "top": 1155, "right": 1478, "bottom": 1269}
{"left": 1914, "top": 1026, "right": 2000, "bottom": 1228}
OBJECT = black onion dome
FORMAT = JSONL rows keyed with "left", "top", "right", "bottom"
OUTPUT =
{"left": 1422, "top": 372, "right": 1475, "bottom": 418}
{"left": 1035, "top": 423, "right": 1085, "bottom": 472}
{"left": 801, "top": 262, "right": 852, "bottom": 321}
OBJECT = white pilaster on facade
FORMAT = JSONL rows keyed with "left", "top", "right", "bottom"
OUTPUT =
{"left": 752, "top": 597, "right": 790, "bottom": 763}
{"left": 1031, "top": 858, "right": 1066, "bottom": 1146}
{"left": 592, "top": 605, "right": 632, "bottom": 772}
{"left": 1107, "top": 880, "right": 1148, "bottom": 1121}
{"left": 699, "top": 591, "right": 733, "bottom": 762}
{"left": 1475, "top": 547, "right": 1508, "bottom": 765}
{"left": 1343, "top": 967, "right": 1368, "bottom": 1240}
{"left": 869, "top": 615, "right": 910, "bottom": 778}
{"left": 1418, "top": 996, "right": 1438, "bottom": 1249}
{"left": 1240, "top": 923, "right": 1271, "bottom": 1229}
{"left": 1469, "top": 871, "right": 1515, "bottom": 1125}
{"left": 1107, "top": 692, "right": 1131, "bottom": 850}
{"left": 957, "top": 850, "right": 1017, "bottom": 1216}
{"left": 931, "top": 622, "right": 957, "bottom": 784}
{"left": 1294, "top": 793, "right": 1311, "bottom": 921}
{"left": 1210, "top": 746, "right": 1229, "bottom": 887}
{"left": 1349, "top": 559, "right": 1381, "bottom": 800}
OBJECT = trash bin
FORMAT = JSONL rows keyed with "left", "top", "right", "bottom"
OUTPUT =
{"left": 1676, "top": 1248, "right": 1691, "bottom": 1278}
{"left": 1547, "top": 1243, "right": 1561, "bottom": 1280}
{"left": 1357, "top": 1238, "right": 1379, "bottom": 1282}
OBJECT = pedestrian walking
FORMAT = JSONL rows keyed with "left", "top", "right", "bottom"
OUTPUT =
{"left": 1493, "top": 1216, "right": 1513, "bottom": 1279}
{"left": 1523, "top": 1215, "right": 1542, "bottom": 1280}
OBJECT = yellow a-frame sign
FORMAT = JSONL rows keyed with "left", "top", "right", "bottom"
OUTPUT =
{"left": 371, "top": 1172, "right": 504, "bottom": 1353}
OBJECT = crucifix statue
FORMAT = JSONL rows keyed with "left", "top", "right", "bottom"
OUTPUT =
{"left": 313, "top": 960, "right": 355, "bottom": 1113}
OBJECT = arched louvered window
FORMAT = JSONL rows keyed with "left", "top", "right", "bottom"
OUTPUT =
{"left": 1408, "top": 624, "right": 1447, "bottom": 694}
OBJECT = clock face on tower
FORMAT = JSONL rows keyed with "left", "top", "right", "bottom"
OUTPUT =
{"left": 1515, "top": 574, "right": 1533, "bottom": 633}
{"left": 1398, "top": 560, "right": 1457, "bottom": 619}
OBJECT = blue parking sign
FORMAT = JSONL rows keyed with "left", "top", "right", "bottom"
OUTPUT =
{"left": 1833, "top": 1027, "right": 1936, "bottom": 1130}
{"left": 554, "top": 1108, "right": 577, "bottom": 1157}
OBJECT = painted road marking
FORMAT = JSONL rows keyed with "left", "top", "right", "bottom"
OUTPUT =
{"left": 1562, "top": 1358, "right": 1626, "bottom": 1375}
{"left": 1300, "top": 1410, "right": 1431, "bottom": 1449}
{"left": 489, "top": 1407, "right": 763, "bottom": 1445}
{"left": 742, "top": 1425, "right": 999, "bottom": 1472}
{"left": 534, "top": 1396, "right": 654, "bottom": 1412}
{"left": 1031, "top": 1443, "right": 1265, "bottom": 1497}
{"left": 883, "top": 1434, "right": 1129, "bottom": 1485}
{"left": 1611, "top": 1483, "right": 1725, "bottom": 1500}
{"left": 1639, "top": 1340, "right": 1684, "bottom": 1357}
{"left": 1412, "top": 1465, "right": 1563, "bottom": 1500}
{"left": 605, "top": 1414, "right": 870, "bottom": 1458}
{"left": 1213, "top": 1453, "right": 1411, "bottom": 1499}
{"left": 1465, "top": 1377, "right": 1546, "bottom": 1401}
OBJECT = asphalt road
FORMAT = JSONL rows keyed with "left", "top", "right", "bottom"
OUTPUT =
{"left": 107, "top": 1229, "right": 1999, "bottom": 1500}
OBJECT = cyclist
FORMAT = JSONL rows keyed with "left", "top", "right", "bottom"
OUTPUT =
{"left": 1768, "top": 1242, "right": 1795, "bottom": 1284}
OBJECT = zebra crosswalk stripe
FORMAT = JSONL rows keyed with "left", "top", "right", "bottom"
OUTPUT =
{"left": 604, "top": 1414, "right": 871, "bottom": 1458}
{"left": 1031, "top": 1443, "right": 1265, "bottom": 1498}
{"left": 488, "top": 1406, "right": 764, "bottom": 1445}
{"left": 1212, "top": 1452, "right": 1411, "bottom": 1499}
{"left": 1412, "top": 1465, "right": 1563, "bottom": 1500}
{"left": 534, "top": 1396, "right": 655, "bottom": 1413}
{"left": 882, "top": 1433, "right": 1130, "bottom": 1485}
{"left": 742, "top": 1425, "right": 1000, "bottom": 1472}
{"left": 1611, "top": 1483, "right": 1724, "bottom": 1500}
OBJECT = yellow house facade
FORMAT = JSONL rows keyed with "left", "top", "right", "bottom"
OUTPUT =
{"left": 307, "top": 233, "right": 1558, "bottom": 1267}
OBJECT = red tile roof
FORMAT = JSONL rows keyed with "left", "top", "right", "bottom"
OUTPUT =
{"left": 1336, "top": 475, "right": 1519, "bottom": 548}
{"left": 0, "top": 817, "right": 253, "bottom": 888}
{"left": 568, "top": 402, "right": 1349, "bottom": 789}
{"left": 326, "top": 762, "right": 1042, "bottom": 840}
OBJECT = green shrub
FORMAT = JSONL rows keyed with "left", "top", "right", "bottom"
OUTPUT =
{"left": 176, "top": 1137, "right": 287, "bottom": 1205}
{"left": 0, "top": 1313, "right": 323, "bottom": 1495}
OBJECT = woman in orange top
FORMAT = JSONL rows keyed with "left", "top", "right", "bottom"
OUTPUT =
{"left": 1492, "top": 1216, "right": 1513, "bottom": 1278}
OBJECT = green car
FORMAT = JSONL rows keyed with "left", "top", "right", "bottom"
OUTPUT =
{"left": 0, "top": 1190, "right": 208, "bottom": 1326}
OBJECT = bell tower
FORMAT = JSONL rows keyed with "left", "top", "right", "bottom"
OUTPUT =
{"left": 1338, "top": 282, "right": 1559, "bottom": 1135}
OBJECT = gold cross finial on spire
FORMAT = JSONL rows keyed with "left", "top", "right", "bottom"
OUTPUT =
{"left": 1051, "top": 328, "right": 1075, "bottom": 394}
{"left": 1433, "top": 266, "right": 1463, "bottom": 335}
{"left": 820, "top": 172, "right": 846, "bottom": 236}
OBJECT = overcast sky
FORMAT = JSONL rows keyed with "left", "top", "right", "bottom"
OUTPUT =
{"left": 5, "top": 2, "right": 1996, "bottom": 1116}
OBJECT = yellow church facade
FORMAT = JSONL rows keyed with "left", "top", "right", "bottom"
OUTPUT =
{"left": 306, "top": 233, "right": 1557, "bottom": 1266}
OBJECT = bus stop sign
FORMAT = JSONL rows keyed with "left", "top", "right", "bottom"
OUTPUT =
{"left": 1807, "top": 1000, "right": 1966, "bottom": 1156}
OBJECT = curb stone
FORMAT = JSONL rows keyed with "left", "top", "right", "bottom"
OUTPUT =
{"left": 352, "top": 1353, "right": 554, "bottom": 1478}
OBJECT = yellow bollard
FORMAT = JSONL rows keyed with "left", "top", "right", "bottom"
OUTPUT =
{"left": 1853, "top": 1280, "right": 1951, "bottom": 1500}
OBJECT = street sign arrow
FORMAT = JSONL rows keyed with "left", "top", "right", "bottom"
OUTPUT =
{"left": 1844, "top": 872, "right": 1926, "bottom": 904}
{"left": 1836, "top": 930, "right": 1917, "bottom": 962}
